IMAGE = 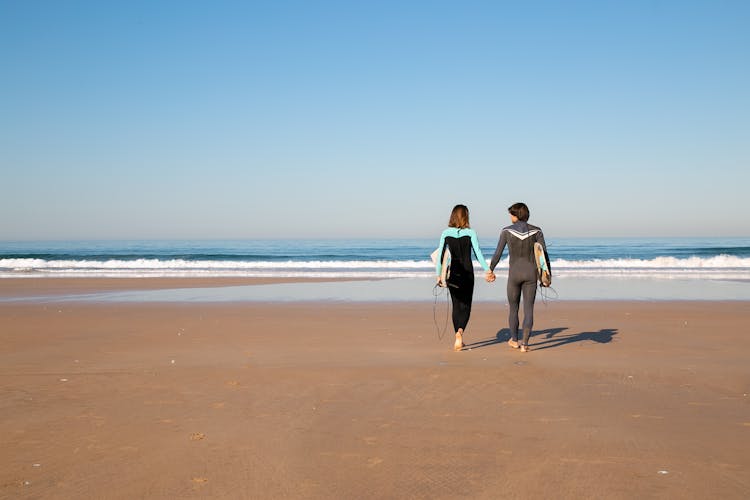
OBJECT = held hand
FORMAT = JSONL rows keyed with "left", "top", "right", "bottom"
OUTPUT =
{"left": 436, "top": 276, "right": 446, "bottom": 288}
{"left": 485, "top": 271, "right": 496, "bottom": 283}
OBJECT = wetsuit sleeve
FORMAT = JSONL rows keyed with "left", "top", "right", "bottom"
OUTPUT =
{"left": 536, "top": 230, "right": 551, "bottom": 274}
{"left": 470, "top": 230, "right": 490, "bottom": 271}
{"left": 489, "top": 230, "right": 507, "bottom": 272}
{"left": 436, "top": 231, "right": 448, "bottom": 276}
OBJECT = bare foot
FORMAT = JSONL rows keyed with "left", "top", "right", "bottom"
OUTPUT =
{"left": 454, "top": 330, "right": 464, "bottom": 351}
{"left": 520, "top": 344, "right": 530, "bottom": 353}
{"left": 508, "top": 339, "right": 519, "bottom": 349}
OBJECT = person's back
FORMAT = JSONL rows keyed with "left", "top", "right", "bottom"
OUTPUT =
{"left": 502, "top": 221, "right": 545, "bottom": 273}
{"left": 488, "top": 203, "right": 549, "bottom": 352}
{"left": 441, "top": 227, "right": 480, "bottom": 279}
{"left": 435, "top": 205, "right": 490, "bottom": 351}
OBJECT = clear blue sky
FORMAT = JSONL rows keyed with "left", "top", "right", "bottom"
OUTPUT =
{"left": 1, "top": 0, "right": 748, "bottom": 240}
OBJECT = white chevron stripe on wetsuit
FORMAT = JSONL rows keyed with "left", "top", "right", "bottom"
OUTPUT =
{"left": 505, "top": 228, "right": 540, "bottom": 240}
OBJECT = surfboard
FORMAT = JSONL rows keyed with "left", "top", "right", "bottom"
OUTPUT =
{"left": 534, "top": 242, "right": 552, "bottom": 287}
{"left": 430, "top": 247, "right": 451, "bottom": 286}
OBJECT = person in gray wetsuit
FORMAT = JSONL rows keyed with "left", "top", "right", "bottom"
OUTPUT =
{"left": 488, "top": 202, "right": 550, "bottom": 352}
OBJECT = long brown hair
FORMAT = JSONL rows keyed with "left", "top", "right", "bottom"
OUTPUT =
{"left": 448, "top": 204, "right": 470, "bottom": 229}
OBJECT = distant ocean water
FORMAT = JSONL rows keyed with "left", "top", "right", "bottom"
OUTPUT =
{"left": 1, "top": 238, "right": 750, "bottom": 281}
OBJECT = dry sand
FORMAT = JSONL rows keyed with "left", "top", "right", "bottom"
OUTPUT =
{"left": 1, "top": 279, "right": 749, "bottom": 499}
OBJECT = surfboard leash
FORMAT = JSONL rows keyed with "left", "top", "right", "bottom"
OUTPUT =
{"left": 539, "top": 284, "right": 559, "bottom": 305}
{"left": 432, "top": 283, "right": 451, "bottom": 341}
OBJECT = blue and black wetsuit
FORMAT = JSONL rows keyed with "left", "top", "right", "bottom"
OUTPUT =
{"left": 436, "top": 228, "right": 490, "bottom": 332}
{"left": 489, "top": 221, "right": 550, "bottom": 346}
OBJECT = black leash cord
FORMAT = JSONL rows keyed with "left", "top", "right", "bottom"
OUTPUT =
{"left": 539, "top": 284, "right": 559, "bottom": 305}
{"left": 432, "top": 283, "right": 451, "bottom": 340}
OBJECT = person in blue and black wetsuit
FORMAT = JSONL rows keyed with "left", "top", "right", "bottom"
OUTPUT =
{"left": 487, "top": 202, "right": 550, "bottom": 353}
{"left": 436, "top": 204, "right": 492, "bottom": 352}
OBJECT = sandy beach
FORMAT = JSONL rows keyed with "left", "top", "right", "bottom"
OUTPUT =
{"left": 1, "top": 279, "right": 749, "bottom": 499}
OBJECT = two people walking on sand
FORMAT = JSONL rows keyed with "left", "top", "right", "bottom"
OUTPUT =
{"left": 435, "top": 203, "right": 550, "bottom": 353}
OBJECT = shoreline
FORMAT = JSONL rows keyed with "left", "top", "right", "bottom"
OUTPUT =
{"left": 2, "top": 276, "right": 750, "bottom": 303}
{"left": 0, "top": 277, "right": 366, "bottom": 299}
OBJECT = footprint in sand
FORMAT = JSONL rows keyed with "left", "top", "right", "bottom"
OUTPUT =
{"left": 191, "top": 477, "right": 208, "bottom": 488}
{"left": 212, "top": 402, "right": 226, "bottom": 409}
{"left": 226, "top": 381, "right": 240, "bottom": 387}
{"left": 190, "top": 432, "right": 206, "bottom": 441}
{"left": 367, "top": 457, "right": 384, "bottom": 468}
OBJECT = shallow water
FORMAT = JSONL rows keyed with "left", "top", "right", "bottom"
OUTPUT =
{"left": 3, "top": 275, "right": 749, "bottom": 303}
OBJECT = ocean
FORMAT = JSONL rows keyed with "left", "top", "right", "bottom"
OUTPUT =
{"left": 1, "top": 237, "right": 749, "bottom": 281}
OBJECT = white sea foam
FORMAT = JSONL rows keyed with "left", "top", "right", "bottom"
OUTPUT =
{"left": 553, "top": 255, "right": 750, "bottom": 269}
{"left": 0, "top": 258, "right": 430, "bottom": 270}
{"left": 2, "top": 255, "right": 750, "bottom": 279}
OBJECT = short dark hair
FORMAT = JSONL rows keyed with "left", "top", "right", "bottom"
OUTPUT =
{"left": 508, "top": 202, "right": 529, "bottom": 221}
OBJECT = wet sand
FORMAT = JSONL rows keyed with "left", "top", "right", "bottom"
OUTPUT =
{"left": 1, "top": 281, "right": 749, "bottom": 498}
{"left": 0, "top": 277, "right": 351, "bottom": 298}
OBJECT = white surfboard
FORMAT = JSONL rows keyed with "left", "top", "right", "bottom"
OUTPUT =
{"left": 534, "top": 242, "right": 551, "bottom": 287}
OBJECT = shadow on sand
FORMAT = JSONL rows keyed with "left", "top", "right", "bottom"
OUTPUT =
{"left": 530, "top": 327, "right": 618, "bottom": 351}
{"left": 464, "top": 327, "right": 618, "bottom": 351}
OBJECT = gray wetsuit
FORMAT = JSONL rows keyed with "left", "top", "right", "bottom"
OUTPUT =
{"left": 489, "top": 221, "right": 550, "bottom": 346}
